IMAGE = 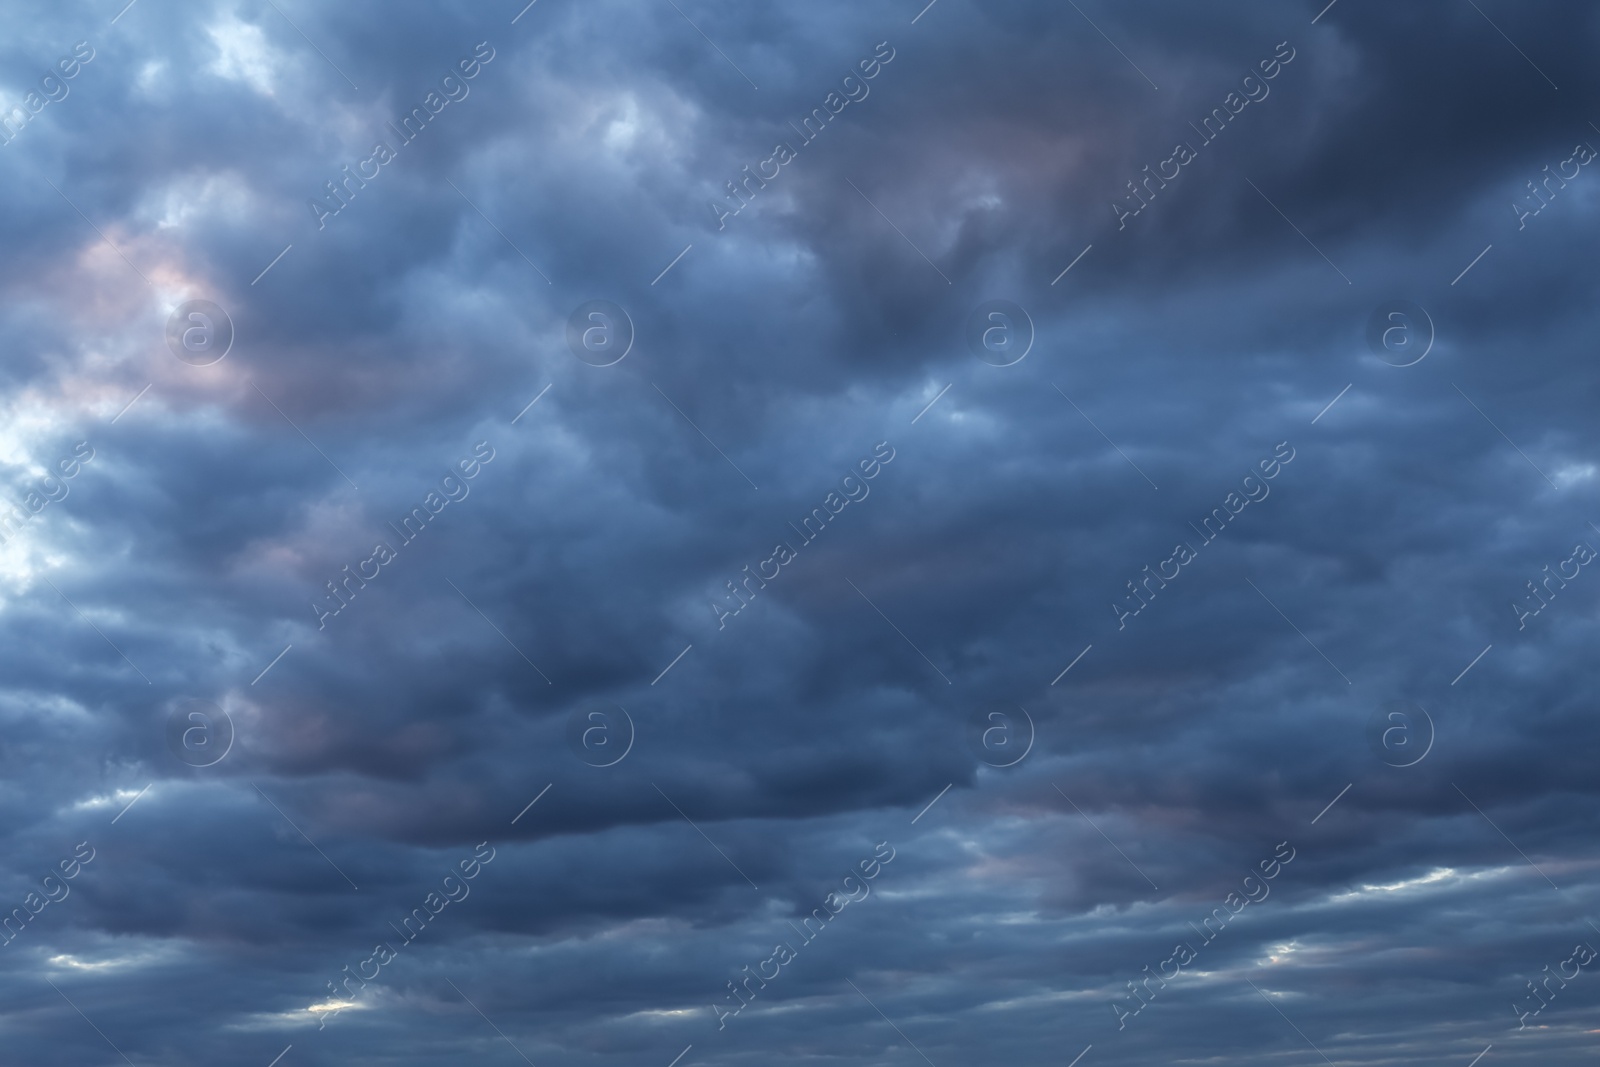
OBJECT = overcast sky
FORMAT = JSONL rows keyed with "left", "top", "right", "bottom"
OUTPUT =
{"left": 0, "top": 1, "right": 1597, "bottom": 1064}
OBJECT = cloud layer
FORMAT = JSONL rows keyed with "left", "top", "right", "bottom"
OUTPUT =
{"left": 0, "top": 0, "right": 1597, "bottom": 1064}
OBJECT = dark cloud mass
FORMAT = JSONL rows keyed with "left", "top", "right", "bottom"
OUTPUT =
{"left": 0, "top": 0, "right": 1597, "bottom": 1063}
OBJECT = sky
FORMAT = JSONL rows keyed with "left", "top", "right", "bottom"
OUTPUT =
{"left": 0, "top": 0, "right": 1597, "bottom": 1064}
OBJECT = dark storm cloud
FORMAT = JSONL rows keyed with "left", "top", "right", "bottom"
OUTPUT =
{"left": 0, "top": 0, "right": 1596, "bottom": 1063}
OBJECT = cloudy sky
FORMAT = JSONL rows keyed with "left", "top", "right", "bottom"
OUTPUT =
{"left": 0, "top": 0, "right": 1597, "bottom": 1064}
